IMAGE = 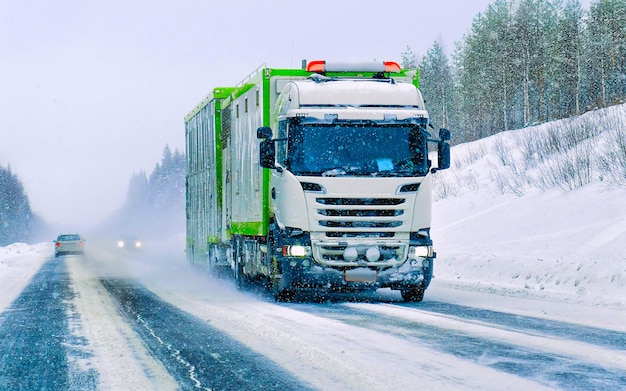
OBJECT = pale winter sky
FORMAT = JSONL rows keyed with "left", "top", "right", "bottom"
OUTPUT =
{"left": 0, "top": 0, "right": 593, "bottom": 231}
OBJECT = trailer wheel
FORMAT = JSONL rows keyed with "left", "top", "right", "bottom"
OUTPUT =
{"left": 234, "top": 260, "right": 246, "bottom": 289}
{"left": 208, "top": 245, "right": 217, "bottom": 275}
{"left": 401, "top": 288, "right": 424, "bottom": 302}
{"left": 233, "top": 239, "right": 248, "bottom": 289}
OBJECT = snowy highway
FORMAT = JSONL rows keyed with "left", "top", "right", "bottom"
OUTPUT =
{"left": 1, "top": 247, "right": 625, "bottom": 390}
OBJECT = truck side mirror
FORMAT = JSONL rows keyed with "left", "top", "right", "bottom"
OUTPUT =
{"left": 438, "top": 141, "right": 450, "bottom": 170}
{"left": 439, "top": 128, "right": 450, "bottom": 141}
{"left": 259, "top": 140, "right": 276, "bottom": 168}
{"left": 257, "top": 127, "right": 272, "bottom": 139}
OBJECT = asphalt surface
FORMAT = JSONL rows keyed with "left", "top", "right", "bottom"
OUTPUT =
{"left": 100, "top": 277, "right": 314, "bottom": 391}
{"left": 2, "top": 256, "right": 625, "bottom": 390}
{"left": 0, "top": 257, "right": 313, "bottom": 391}
{"left": 0, "top": 258, "right": 97, "bottom": 391}
{"left": 293, "top": 301, "right": 626, "bottom": 390}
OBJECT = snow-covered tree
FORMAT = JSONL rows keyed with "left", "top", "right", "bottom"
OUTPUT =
{"left": 419, "top": 41, "right": 456, "bottom": 131}
{"left": 0, "top": 165, "right": 32, "bottom": 245}
{"left": 400, "top": 45, "right": 418, "bottom": 69}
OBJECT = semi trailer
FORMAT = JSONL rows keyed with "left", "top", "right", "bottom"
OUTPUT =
{"left": 185, "top": 60, "right": 450, "bottom": 301}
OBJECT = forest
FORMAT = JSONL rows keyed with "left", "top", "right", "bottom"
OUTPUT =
{"left": 105, "top": 145, "right": 186, "bottom": 239}
{"left": 407, "top": 0, "right": 625, "bottom": 143}
{"left": 0, "top": 165, "right": 36, "bottom": 246}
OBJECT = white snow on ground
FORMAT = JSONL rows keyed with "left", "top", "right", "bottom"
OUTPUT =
{"left": 0, "top": 242, "right": 51, "bottom": 310}
{"left": 116, "top": 246, "right": 554, "bottom": 391}
{"left": 1, "top": 104, "right": 625, "bottom": 389}
{"left": 67, "top": 258, "right": 178, "bottom": 391}
{"left": 430, "top": 104, "right": 626, "bottom": 311}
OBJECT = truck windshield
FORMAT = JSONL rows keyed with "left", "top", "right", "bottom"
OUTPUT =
{"left": 287, "top": 123, "right": 428, "bottom": 177}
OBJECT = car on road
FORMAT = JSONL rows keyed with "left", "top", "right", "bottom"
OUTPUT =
{"left": 54, "top": 233, "right": 85, "bottom": 257}
{"left": 117, "top": 234, "right": 142, "bottom": 250}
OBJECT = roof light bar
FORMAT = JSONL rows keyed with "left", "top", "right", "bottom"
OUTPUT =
{"left": 306, "top": 60, "right": 402, "bottom": 73}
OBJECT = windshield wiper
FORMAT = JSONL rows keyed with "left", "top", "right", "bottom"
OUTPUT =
{"left": 371, "top": 171, "right": 399, "bottom": 177}
{"left": 322, "top": 167, "right": 347, "bottom": 177}
{"left": 322, "top": 166, "right": 381, "bottom": 177}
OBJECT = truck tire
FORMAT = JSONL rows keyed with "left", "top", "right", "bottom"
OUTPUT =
{"left": 401, "top": 288, "right": 424, "bottom": 302}
{"left": 274, "top": 288, "right": 295, "bottom": 302}
{"left": 267, "top": 226, "right": 294, "bottom": 302}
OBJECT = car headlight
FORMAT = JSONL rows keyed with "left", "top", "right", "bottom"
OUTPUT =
{"left": 117, "top": 240, "right": 125, "bottom": 248}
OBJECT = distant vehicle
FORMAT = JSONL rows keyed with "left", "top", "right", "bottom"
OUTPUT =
{"left": 54, "top": 234, "right": 85, "bottom": 257}
{"left": 117, "top": 234, "right": 142, "bottom": 250}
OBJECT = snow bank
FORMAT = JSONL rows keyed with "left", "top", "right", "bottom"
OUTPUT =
{"left": 432, "top": 104, "right": 626, "bottom": 307}
{"left": 0, "top": 242, "right": 52, "bottom": 311}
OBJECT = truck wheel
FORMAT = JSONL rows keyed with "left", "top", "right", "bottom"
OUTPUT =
{"left": 268, "top": 256, "right": 295, "bottom": 302}
{"left": 401, "top": 288, "right": 424, "bottom": 302}
{"left": 270, "top": 273, "right": 295, "bottom": 302}
{"left": 274, "top": 288, "right": 295, "bottom": 302}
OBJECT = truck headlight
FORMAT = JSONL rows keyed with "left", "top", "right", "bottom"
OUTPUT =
{"left": 409, "top": 245, "right": 432, "bottom": 259}
{"left": 282, "top": 245, "right": 311, "bottom": 257}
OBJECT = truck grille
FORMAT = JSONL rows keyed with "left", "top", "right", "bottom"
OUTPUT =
{"left": 315, "top": 197, "right": 407, "bottom": 233}
{"left": 311, "top": 197, "right": 409, "bottom": 266}
{"left": 316, "top": 198, "right": 404, "bottom": 206}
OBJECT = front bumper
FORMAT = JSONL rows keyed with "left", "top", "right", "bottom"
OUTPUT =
{"left": 279, "top": 256, "right": 433, "bottom": 292}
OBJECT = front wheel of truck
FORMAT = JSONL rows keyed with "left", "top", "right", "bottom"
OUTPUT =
{"left": 268, "top": 258, "right": 295, "bottom": 302}
{"left": 400, "top": 288, "right": 425, "bottom": 302}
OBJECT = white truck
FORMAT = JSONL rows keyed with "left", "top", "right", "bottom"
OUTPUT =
{"left": 185, "top": 60, "right": 450, "bottom": 301}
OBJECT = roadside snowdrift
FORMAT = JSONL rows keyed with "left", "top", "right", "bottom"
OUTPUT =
{"left": 432, "top": 104, "right": 626, "bottom": 305}
{"left": 0, "top": 243, "right": 51, "bottom": 311}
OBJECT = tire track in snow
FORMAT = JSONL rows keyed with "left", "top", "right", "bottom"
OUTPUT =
{"left": 290, "top": 300, "right": 626, "bottom": 389}
{"left": 0, "top": 258, "right": 97, "bottom": 390}
{"left": 100, "top": 278, "right": 314, "bottom": 391}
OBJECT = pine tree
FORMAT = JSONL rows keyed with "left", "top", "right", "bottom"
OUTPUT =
{"left": 585, "top": 0, "right": 626, "bottom": 107}
{"left": 553, "top": 0, "right": 584, "bottom": 117}
{"left": 419, "top": 41, "right": 456, "bottom": 131}
{"left": 0, "top": 165, "right": 32, "bottom": 245}
{"left": 454, "top": 0, "right": 515, "bottom": 139}
{"left": 116, "top": 145, "right": 186, "bottom": 238}
{"left": 400, "top": 45, "right": 418, "bottom": 69}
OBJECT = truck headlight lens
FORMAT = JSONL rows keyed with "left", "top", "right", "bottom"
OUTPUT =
{"left": 282, "top": 245, "right": 311, "bottom": 257}
{"left": 409, "top": 245, "right": 432, "bottom": 259}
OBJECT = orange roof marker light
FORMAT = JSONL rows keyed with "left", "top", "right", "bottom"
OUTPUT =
{"left": 306, "top": 60, "right": 402, "bottom": 73}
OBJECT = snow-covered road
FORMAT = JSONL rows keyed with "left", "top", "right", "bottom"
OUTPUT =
{"left": 1, "top": 243, "right": 624, "bottom": 390}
